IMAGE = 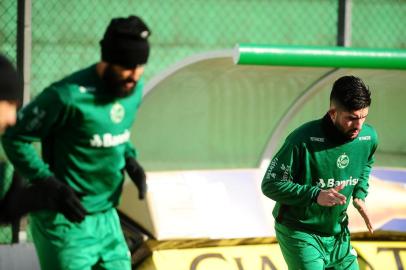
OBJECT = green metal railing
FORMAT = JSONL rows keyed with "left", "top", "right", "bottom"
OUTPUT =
{"left": 235, "top": 44, "right": 406, "bottom": 69}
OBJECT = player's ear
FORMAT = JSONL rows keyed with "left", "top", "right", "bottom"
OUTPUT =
{"left": 328, "top": 106, "right": 337, "bottom": 122}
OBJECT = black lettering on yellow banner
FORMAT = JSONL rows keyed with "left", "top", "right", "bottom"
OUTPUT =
{"left": 261, "top": 256, "right": 278, "bottom": 270}
{"left": 190, "top": 253, "right": 225, "bottom": 270}
{"left": 189, "top": 253, "right": 280, "bottom": 270}
{"left": 377, "top": 247, "right": 406, "bottom": 270}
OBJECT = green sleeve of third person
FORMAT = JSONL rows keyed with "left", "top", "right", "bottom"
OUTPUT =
{"left": 261, "top": 140, "right": 320, "bottom": 206}
{"left": 124, "top": 141, "right": 137, "bottom": 159}
{"left": 353, "top": 136, "right": 378, "bottom": 200}
{"left": 1, "top": 86, "right": 69, "bottom": 181}
{"left": 124, "top": 77, "right": 143, "bottom": 160}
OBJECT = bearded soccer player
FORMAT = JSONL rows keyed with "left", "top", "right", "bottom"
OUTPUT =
{"left": 2, "top": 15, "right": 150, "bottom": 270}
{"left": 261, "top": 76, "right": 378, "bottom": 270}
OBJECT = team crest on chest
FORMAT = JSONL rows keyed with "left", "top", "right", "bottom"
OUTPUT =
{"left": 110, "top": 102, "right": 125, "bottom": 123}
{"left": 337, "top": 153, "right": 349, "bottom": 169}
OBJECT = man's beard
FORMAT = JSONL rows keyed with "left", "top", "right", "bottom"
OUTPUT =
{"left": 344, "top": 128, "right": 360, "bottom": 139}
{"left": 102, "top": 65, "right": 137, "bottom": 97}
{"left": 336, "top": 123, "right": 359, "bottom": 140}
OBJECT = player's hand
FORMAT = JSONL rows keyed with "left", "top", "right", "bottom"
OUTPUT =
{"left": 125, "top": 157, "right": 147, "bottom": 200}
{"left": 0, "top": 177, "right": 87, "bottom": 223}
{"left": 316, "top": 184, "right": 347, "bottom": 207}
{"left": 33, "top": 177, "right": 88, "bottom": 223}
{"left": 353, "top": 197, "right": 373, "bottom": 234}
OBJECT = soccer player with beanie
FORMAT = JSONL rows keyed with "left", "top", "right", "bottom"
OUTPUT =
{"left": 0, "top": 54, "right": 20, "bottom": 223}
{"left": 262, "top": 76, "right": 378, "bottom": 270}
{"left": 2, "top": 15, "right": 150, "bottom": 270}
{"left": 0, "top": 54, "right": 19, "bottom": 133}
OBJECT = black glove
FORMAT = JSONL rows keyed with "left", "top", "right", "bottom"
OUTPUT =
{"left": 1, "top": 177, "right": 87, "bottom": 223}
{"left": 125, "top": 157, "right": 147, "bottom": 200}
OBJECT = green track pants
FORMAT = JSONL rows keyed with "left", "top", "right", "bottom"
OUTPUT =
{"left": 30, "top": 208, "right": 131, "bottom": 270}
{"left": 275, "top": 222, "right": 358, "bottom": 270}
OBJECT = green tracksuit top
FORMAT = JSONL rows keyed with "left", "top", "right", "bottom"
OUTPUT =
{"left": 2, "top": 64, "right": 143, "bottom": 213}
{"left": 261, "top": 115, "right": 378, "bottom": 236}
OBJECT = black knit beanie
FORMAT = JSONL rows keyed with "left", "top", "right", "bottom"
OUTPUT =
{"left": 0, "top": 54, "right": 19, "bottom": 101}
{"left": 100, "top": 15, "right": 151, "bottom": 68}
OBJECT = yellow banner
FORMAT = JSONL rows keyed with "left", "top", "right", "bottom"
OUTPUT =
{"left": 139, "top": 241, "right": 406, "bottom": 270}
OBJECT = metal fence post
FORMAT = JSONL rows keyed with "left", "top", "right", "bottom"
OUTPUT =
{"left": 337, "top": 0, "right": 352, "bottom": 47}
{"left": 13, "top": 0, "right": 32, "bottom": 243}
{"left": 17, "top": 0, "right": 32, "bottom": 105}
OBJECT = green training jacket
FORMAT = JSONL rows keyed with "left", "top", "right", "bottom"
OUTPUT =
{"left": 261, "top": 115, "right": 378, "bottom": 235}
{"left": 2, "top": 64, "right": 143, "bottom": 213}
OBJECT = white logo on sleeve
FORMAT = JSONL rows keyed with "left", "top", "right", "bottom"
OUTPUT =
{"left": 79, "top": 86, "right": 95, "bottom": 93}
{"left": 110, "top": 102, "right": 125, "bottom": 123}
{"left": 337, "top": 153, "right": 349, "bottom": 169}
{"left": 310, "top": 137, "right": 325, "bottom": 142}
{"left": 25, "top": 106, "right": 46, "bottom": 131}
{"left": 358, "top": 136, "right": 371, "bottom": 141}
